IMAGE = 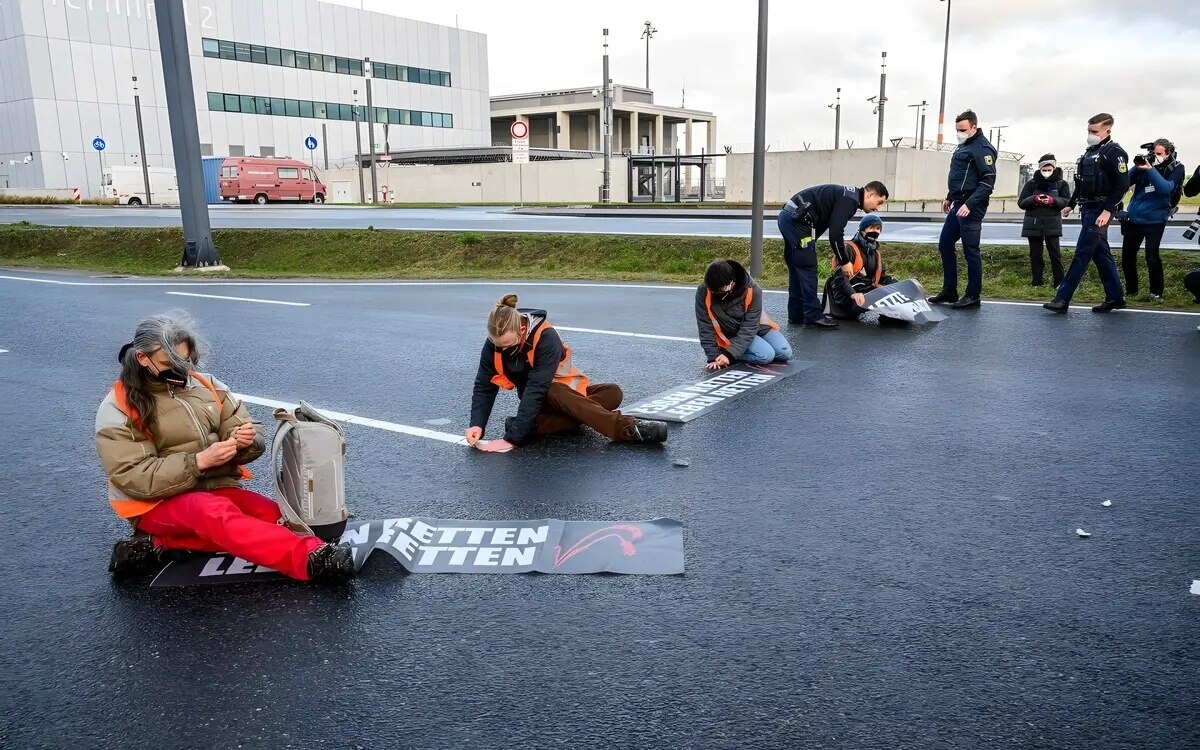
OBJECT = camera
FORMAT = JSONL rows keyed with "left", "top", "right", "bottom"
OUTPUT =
{"left": 1133, "top": 153, "right": 1150, "bottom": 167}
{"left": 1183, "top": 212, "right": 1200, "bottom": 242}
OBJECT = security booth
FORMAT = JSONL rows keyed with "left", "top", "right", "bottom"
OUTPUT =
{"left": 627, "top": 152, "right": 718, "bottom": 203}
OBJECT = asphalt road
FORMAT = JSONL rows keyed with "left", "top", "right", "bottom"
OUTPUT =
{"left": 1, "top": 270, "right": 1197, "bottom": 749}
{"left": 3, "top": 204, "right": 1198, "bottom": 249}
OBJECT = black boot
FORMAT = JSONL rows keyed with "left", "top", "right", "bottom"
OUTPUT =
{"left": 1091, "top": 298, "right": 1127, "bottom": 313}
{"left": 805, "top": 316, "right": 839, "bottom": 329}
{"left": 109, "top": 536, "right": 162, "bottom": 581}
{"left": 949, "top": 296, "right": 981, "bottom": 309}
{"left": 307, "top": 542, "right": 356, "bottom": 583}
{"left": 622, "top": 419, "right": 668, "bottom": 444}
{"left": 928, "top": 290, "right": 959, "bottom": 305}
{"left": 1043, "top": 299, "right": 1069, "bottom": 313}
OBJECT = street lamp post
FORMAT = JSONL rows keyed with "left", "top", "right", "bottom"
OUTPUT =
{"left": 353, "top": 89, "right": 365, "bottom": 203}
{"left": 641, "top": 21, "right": 657, "bottom": 90}
{"left": 936, "top": 0, "right": 952, "bottom": 145}
{"left": 364, "top": 58, "right": 379, "bottom": 203}
{"left": 908, "top": 100, "right": 927, "bottom": 148}
{"left": 749, "top": 0, "right": 768, "bottom": 278}
{"left": 601, "top": 28, "right": 613, "bottom": 203}
{"left": 875, "top": 52, "right": 887, "bottom": 148}
{"left": 828, "top": 87, "right": 842, "bottom": 150}
{"left": 132, "top": 76, "right": 152, "bottom": 205}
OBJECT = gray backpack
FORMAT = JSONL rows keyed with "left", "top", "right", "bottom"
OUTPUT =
{"left": 271, "top": 401, "right": 349, "bottom": 542}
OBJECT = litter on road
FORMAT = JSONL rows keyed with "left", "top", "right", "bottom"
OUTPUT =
{"left": 1076, "top": 529, "right": 1092, "bottom": 538}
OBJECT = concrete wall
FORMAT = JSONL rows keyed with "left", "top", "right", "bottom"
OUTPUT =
{"left": 321, "top": 157, "right": 629, "bottom": 204}
{"left": 726, "top": 147, "right": 1022, "bottom": 202}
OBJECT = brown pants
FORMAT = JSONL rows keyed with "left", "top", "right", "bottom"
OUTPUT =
{"left": 536, "top": 383, "right": 636, "bottom": 442}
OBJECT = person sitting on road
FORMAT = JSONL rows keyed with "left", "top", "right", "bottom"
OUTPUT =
{"left": 466, "top": 295, "right": 668, "bottom": 453}
{"left": 821, "top": 213, "right": 896, "bottom": 319}
{"left": 695, "top": 258, "right": 791, "bottom": 371}
{"left": 97, "top": 314, "right": 355, "bottom": 582}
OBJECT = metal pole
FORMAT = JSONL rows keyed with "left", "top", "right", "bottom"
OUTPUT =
{"left": 96, "top": 149, "right": 103, "bottom": 198}
{"left": 937, "top": 0, "right": 952, "bottom": 145}
{"left": 321, "top": 123, "right": 329, "bottom": 170}
{"left": 519, "top": 164, "right": 524, "bottom": 207}
{"left": 132, "top": 77, "right": 152, "bottom": 205}
{"left": 920, "top": 103, "right": 927, "bottom": 149}
{"left": 353, "top": 90, "right": 365, "bottom": 203}
{"left": 749, "top": 0, "right": 768, "bottom": 278}
{"left": 364, "top": 58, "right": 378, "bottom": 203}
{"left": 876, "top": 51, "right": 887, "bottom": 149}
{"left": 834, "top": 88, "right": 841, "bottom": 150}
{"left": 641, "top": 21, "right": 656, "bottom": 90}
{"left": 601, "top": 28, "right": 612, "bottom": 204}
{"left": 153, "top": 0, "right": 219, "bottom": 267}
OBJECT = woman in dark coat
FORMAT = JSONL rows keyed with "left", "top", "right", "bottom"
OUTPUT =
{"left": 1017, "top": 154, "right": 1072, "bottom": 287}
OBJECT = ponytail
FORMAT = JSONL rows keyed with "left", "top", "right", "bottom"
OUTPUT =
{"left": 487, "top": 294, "right": 523, "bottom": 342}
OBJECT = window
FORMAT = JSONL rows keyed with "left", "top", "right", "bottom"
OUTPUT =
{"left": 336, "top": 57, "right": 350, "bottom": 75}
{"left": 207, "top": 92, "right": 224, "bottom": 111}
{"left": 309, "top": 53, "right": 323, "bottom": 72}
{"left": 420, "top": 111, "right": 432, "bottom": 127}
{"left": 229, "top": 145, "right": 245, "bottom": 157}
{"left": 302, "top": 168, "right": 314, "bottom": 181}
{"left": 277, "top": 167, "right": 299, "bottom": 179}
{"left": 340, "top": 103, "right": 353, "bottom": 121}
{"left": 266, "top": 46, "right": 281, "bottom": 66}
{"left": 419, "top": 69, "right": 431, "bottom": 85}
{"left": 430, "top": 113, "right": 442, "bottom": 128}
{"left": 260, "top": 146, "right": 275, "bottom": 157}
{"left": 271, "top": 97, "right": 285, "bottom": 117}
{"left": 285, "top": 98, "right": 300, "bottom": 117}
{"left": 373, "top": 107, "right": 385, "bottom": 123}
{"left": 221, "top": 165, "right": 239, "bottom": 178}
{"left": 223, "top": 93, "right": 240, "bottom": 112}
{"left": 250, "top": 45, "right": 267, "bottom": 64}
{"left": 202, "top": 38, "right": 219, "bottom": 58}
{"left": 324, "top": 55, "right": 337, "bottom": 73}
{"left": 234, "top": 42, "right": 251, "bottom": 62}
{"left": 314, "top": 101, "right": 327, "bottom": 119}
{"left": 219, "top": 40, "right": 236, "bottom": 60}
{"left": 256, "top": 97, "right": 271, "bottom": 115}
{"left": 397, "top": 109, "right": 409, "bottom": 125}
{"left": 299, "top": 100, "right": 314, "bottom": 117}
{"left": 385, "top": 108, "right": 398, "bottom": 124}
{"left": 295, "top": 51, "right": 309, "bottom": 69}
{"left": 349, "top": 59, "right": 363, "bottom": 76}
{"left": 282, "top": 48, "right": 296, "bottom": 67}
{"left": 443, "top": 72, "right": 452, "bottom": 87}
{"left": 443, "top": 113, "right": 452, "bottom": 128}
{"left": 240, "top": 95, "right": 256, "bottom": 113}
{"left": 406, "top": 67, "right": 418, "bottom": 83}
{"left": 200, "top": 143, "right": 214, "bottom": 156}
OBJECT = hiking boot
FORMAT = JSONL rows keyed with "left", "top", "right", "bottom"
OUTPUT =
{"left": 622, "top": 419, "right": 668, "bottom": 444}
{"left": 109, "top": 536, "right": 160, "bottom": 581}
{"left": 307, "top": 542, "right": 355, "bottom": 583}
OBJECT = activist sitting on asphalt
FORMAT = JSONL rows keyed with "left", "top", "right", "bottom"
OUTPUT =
{"left": 466, "top": 295, "right": 669, "bottom": 452}
{"left": 821, "top": 213, "right": 896, "bottom": 319}
{"left": 695, "top": 258, "right": 792, "bottom": 371}
{"left": 96, "top": 314, "right": 355, "bottom": 582}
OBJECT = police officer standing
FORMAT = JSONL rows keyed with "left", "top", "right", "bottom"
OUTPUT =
{"left": 929, "top": 110, "right": 998, "bottom": 309}
{"left": 1044, "top": 113, "right": 1130, "bottom": 314}
{"left": 777, "top": 181, "right": 890, "bottom": 328}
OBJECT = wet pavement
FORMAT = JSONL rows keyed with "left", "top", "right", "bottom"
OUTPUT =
{"left": 1, "top": 270, "right": 1197, "bottom": 748}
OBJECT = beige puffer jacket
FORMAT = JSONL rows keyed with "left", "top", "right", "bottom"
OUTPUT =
{"left": 95, "top": 372, "right": 265, "bottom": 522}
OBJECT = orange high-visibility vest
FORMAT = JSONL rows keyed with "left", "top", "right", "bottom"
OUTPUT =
{"left": 833, "top": 240, "right": 884, "bottom": 288}
{"left": 107, "top": 371, "right": 251, "bottom": 519}
{"left": 704, "top": 286, "right": 779, "bottom": 350}
{"left": 491, "top": 322, "right": 589, "bottom": 395}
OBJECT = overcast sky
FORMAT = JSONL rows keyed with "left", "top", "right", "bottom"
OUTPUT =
{"left": 332, "top": 0, "right": 1200, "bottom": 168}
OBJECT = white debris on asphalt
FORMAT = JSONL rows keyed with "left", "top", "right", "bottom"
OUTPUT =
{"left": 1076, "top": 528, "right": 1091, "bottom": 538}
{"left": 1101, "top": 500, "right": 1113, "bottom": 507}
{"left": 1191, "top": 580, "right": 1200, "bottom": 596}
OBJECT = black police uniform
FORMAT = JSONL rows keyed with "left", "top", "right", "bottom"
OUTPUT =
{"left": 1054, "top": 137, "right": 1129, "bottom": 305}
{"left": 776, "top": 184, "right": 863, "bottom": 324}
{"left": 934, "top": 131, "right": 997, "bottom": 303}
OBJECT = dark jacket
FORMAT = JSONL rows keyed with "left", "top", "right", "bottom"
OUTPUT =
{"left": 470, "top": 309, "right": 562, "bottom": 446}
{"left": 825, "top": 233, "right": 895, "bottom": 309}
{"left": 1125, "top": 159, "right": 1185, "bottom": 225}
{"left": 1185, "top": 165, "right": 1200, "bottom": 199}
{"left": 694, "top": 260, "right": 772, "bottom": 362}
{"left": 787, "top": 184, "right": 864, "bottom": 263}
{"left": 1017, "top": 169, "right": 1072, "bottom": 238}
{"left": 947, "top": 131, "right": 998, "bottom": 213}
{"left": 1070, "top": 137, "right": 1130, "bottom": 213}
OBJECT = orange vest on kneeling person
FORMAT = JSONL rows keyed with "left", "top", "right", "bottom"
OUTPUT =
{"left": 704, "top": 286, "right": 780, "bottom": 350}
{"left": 490, "top": 321, "right": 589, "bottom": 395}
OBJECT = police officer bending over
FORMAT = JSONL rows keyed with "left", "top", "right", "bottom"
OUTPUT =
{"left": 1044, "top": 113, "right": 1130, "bottom": 314}
{"left": 777, "top": 181, "right": 890, "bottom": 328}
{"left": 929, "top": 110, "right": 998, "bottom": 310}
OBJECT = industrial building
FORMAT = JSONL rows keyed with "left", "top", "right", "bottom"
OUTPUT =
{"left": 0, "top": 0, "right": 490, "bottom": 194}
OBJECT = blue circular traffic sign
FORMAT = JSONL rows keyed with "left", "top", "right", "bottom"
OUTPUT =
{"left": 92, "top": 137, "right": 106, "bottom": 151}
{"left": 304, "top": 136, "right": 318, "bottom": 150}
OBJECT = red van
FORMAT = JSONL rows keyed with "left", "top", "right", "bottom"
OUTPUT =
{"left": 219, "top": 157, "right": 326, "bottom": 204}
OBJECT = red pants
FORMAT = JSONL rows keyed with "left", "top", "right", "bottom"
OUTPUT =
{"left": 137, "top": 487, "right": 323, "bottom": 580}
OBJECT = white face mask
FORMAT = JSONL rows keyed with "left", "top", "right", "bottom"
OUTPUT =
{"left": 1154, "top": 154, "right": 1168, "bottom": 165}
{"left": 956, "top": 131, "right": 970, "bottom": 145}
{"left": 1086, "top": 133, "right": 1103, "bottom": 147}
{"left": 1040, "top": 169, "right": 1054, "bottom": 178}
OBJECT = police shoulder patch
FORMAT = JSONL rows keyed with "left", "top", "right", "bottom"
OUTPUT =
{"left": 984, "top": 155, "right": 994, "bottom": 166}
{"left": 1118, "top": 162, "right": 1127, "bottom": 173}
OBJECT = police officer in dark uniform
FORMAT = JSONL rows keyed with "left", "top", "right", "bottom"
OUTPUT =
{"left": 777, "top": 181, "right": 890, "bottom": 328}
{"left": 929, "top": 110, "right": 998, "bottom": 309}
{"left": 1044, "top": 113, "right": 1130, "bottom": 313}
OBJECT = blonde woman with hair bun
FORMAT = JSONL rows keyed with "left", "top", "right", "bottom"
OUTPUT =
{"left": 467, "top": 294, "right": 668, "bottom": 452}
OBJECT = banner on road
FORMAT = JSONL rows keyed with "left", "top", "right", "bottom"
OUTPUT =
{"left": 864, "top": 279, "right": 946, "bottom": 324}
{"left": 624, "top": 360, "right": 815, "bottom": 423}
{"left": 150, "top": 517, "right": 684, "bottom": 586}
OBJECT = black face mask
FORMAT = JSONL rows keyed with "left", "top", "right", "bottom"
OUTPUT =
{"left": 150, "top": 363, "right": 189, "bottom": 387}
{"left": 864, "top": 232, "right": 880, "bottom": 242}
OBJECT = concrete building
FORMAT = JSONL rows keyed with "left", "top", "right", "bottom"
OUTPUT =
{"left": 0, "top": 0, "right": 490, "bottom": 195}
{"left": 490, "top": 84, "right": 716, "bottom": 156}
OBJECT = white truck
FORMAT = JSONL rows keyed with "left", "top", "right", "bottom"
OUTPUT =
{"left": 103, "top": 166, "right": 179, "bottom": 206}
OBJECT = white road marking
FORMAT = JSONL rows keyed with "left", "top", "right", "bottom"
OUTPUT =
{"left": 0, "top": 349, "right": 8, "bottom": 354}
{"left": 236, "top": 394, "right": 466, "bottom": 446}
{"left": 165, "top": 291, "right": 310, "bottom": 307}
{"left": 3, "top": 274, "right": 1198, "bottom": 317}
{"left": 558, "top": 325, "right": 699, "bottom": 343}
{"left": 1191, "top": 580, "right": 1200, "bottom": 596}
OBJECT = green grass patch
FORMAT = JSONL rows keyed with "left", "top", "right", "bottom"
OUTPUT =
{"left": 0, "top": 225, "right": 1196, "bottom": 309}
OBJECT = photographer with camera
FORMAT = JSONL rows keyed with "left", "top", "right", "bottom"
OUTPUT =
{"left": 1120, "top": 139, "right": 1184, "bottom": 301}
{"left": 1017, "top": 155, "right": 1072, "bottom": 287}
